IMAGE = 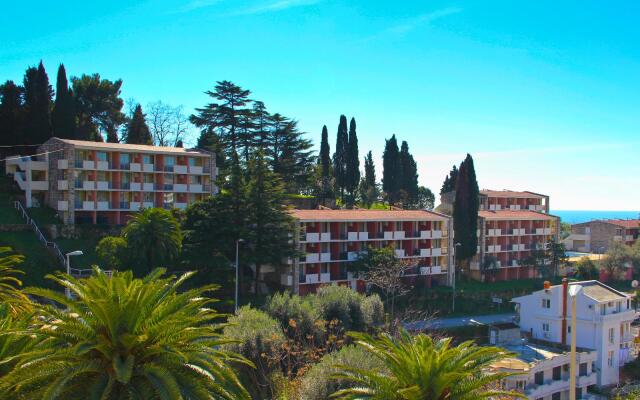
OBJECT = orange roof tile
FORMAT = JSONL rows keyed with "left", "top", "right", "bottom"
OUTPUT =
{"left": 478, "top": 210, "right": 558, "bottom": 221}
{"left": 480, "top": 189, "right": 546, "bottom": 199}
{"left": 288, "top": 209, "right": 449, "bottom": 222}
{"left": 604, "top": 219, "right": 640, "bottom": 229}
{"left": 50, "top": 137, "right": 210, "bottom": 156}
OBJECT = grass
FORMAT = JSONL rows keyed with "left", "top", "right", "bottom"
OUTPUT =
{"left": 27, "top": 206, "right": 62, "bottom": 225}
{"left": 0, "top": 231, "right": 61, "bottom": 289}
{"left": 0, "top": 176, "right": 24, "bottom": 224}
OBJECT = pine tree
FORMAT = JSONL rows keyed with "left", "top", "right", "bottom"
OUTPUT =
{"left": 52, "top": 64, "right": 76, "bottom": 139}
{"left": 333, "top": 115, "right": 348, "bottom": 203}
{"left": 359, "top": 150, "right": 379, "bottom": 208}
{"left": 399, "top": 140, "right": 418, "bottom": 207}
{"left": 318, "top": 125, "right": 333, "bottom": 204}
{"left": 440, "top": 165, "right": 458, "bottom": 194}
{"left": 125, "top": 104, "right": 152, "bottom": 144}
{"left": 345, "top": 117, "right": 360, "bottom": 208}
{"left": 72, "top": 73, "right": 125, "bottom": 141}
{"left": 382, "top": 134, "right": 400, "bottom": 205}
{"left": 453, "top": 154, "right": 479, "bottom": 264}
{"left": 245, "top": 151, "right": 295, "bottom": 293}
{"left": 23, "top": 61, "right": 53, "bottom": 146}
{"left": 0, "top": 81, "right": 24, "bottom": 148}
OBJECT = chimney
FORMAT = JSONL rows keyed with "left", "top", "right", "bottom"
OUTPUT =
{"left": 561, "top": 278, "right": 568, "bottom": 345}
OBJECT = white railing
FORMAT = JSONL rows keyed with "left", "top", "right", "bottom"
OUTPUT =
{"left": 14, "top": 201, "right": 65, "bottom": 264}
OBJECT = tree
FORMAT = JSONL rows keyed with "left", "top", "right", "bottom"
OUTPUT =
{"left": 72, "top": 73, "right": 125, "bottom": 141}
{"left": 398, "top": 140, "right": 419, "bottom": 206}
{"left": 359, "top": 151, "right": 379, "bottom": 208}
{"left": 546, "top": 236, "right": 567, "bottom": 277}
{"left": 601, "top": 240, "right": 631, "bottom": 280}
{"left": 414, "top": 186, "right": 435, "bottom": 210}
{"left": 333, "top": 115, "right": 349, "bottom": 203}
{"left": 574, "top": 257, "right": 598, "bottom": 280}
{"left": 95, "top": 236, "right": 128, "bottom": 270}
{"left": 332, "top": 330, "right": 525, "bottom": 400}
{"left": 0, "top": 247, "right": 31, "bottom": 316}
{"left": 51, "top": 64, "right": 76, "bottom": 139}
{"left": 345, "top": 117, "right": 360, "bottom": 208}
{"left": 0, "top": 81, "right": 23, "bottom": 148}
{"left": 121, "top": 208, "right": 182, "bottom": 274}
{"left": 244, "top": 152, "right": 295, "bottom": 293}
{"left": 23, "top": 61, "right": 53, "bottom": 145}
{"left": 124, "top": 104, "right": 152, "bottom": 144}
{"left": 382, "top": 135, "right": 400, "bottom": 205}
{"left": 453, "top": 154, "right": 479, "bottom": 264}
{"left": 440, "top": 164, "right": 458, "bottom": 195}
{"left": 0, "top": 268, "right": 251, "bottom": 399}
{"left": 190, "top": 80, "right": 252, "bottom": 161}
{"left": 146, "top": 101, "right": 189, "bottom": 146}
{"left": 318, "top": 125, "right": 333, "bottom": 204}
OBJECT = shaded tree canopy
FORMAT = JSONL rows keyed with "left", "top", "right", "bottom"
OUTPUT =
{"left": 72, "top": 73, "right": 125, "bottom": 142}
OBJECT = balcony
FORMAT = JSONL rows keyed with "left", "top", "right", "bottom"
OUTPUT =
{"left": 431, "top": 248, "right": 442, "bottom": 257}
{"left": 82, "top": 201, "right": 95, "bottom": 210}
{"left": 143, "top": 201, "right": 154, "bottom": 208}
{"left": 57, "top": 180, "right": 68, "bottom": 190}
{"left": 395, "top": 249, "right": 405, "bottom": 258}
{"left": 420, "top": 248, "right": 431, "bottom": 257}
{"left": 393, "top": 231, "right": 405, "bottom": 239}
{"left": 305, "top": 274, "right": 319, "bottom": 284}
{"left": 174, "top": 184, "right": 188, "bottom": 193}
{"left": 119, "top": 202, "right": 130, "bottom": 210}
{"left": 384, "top": 231, "right": 393, "bottom": 240}
{"left": 280, "top": 274, "right": 293, "bottom": 286}
{"left": 131, "top": 182, "right": 142, "bottom": 191}
{"left": 320, "top": 273, "right": 331, "bottom": 283}
{"left": 143, "top": 163, "right": 154, "bottom": 172}
{"left": 57, "top": 159, "right": 68, "bottom": 169}
{"left": 189, "top": 184, "right": 203, "bottom": 193}
{"left": 347, "top": 251, "right": 359, "bottom": 261}
{"left": 320, "top": 252, "right": 331, "bottom": 262}
{"left": 143, "top": 183, "right": 154, "bottom": 191}
{"left": 358, "top": 231, "right": 368, "bottom": 240}
{"left": 420, "top": 230, "right": 431, "bottom": 239}
{"left": 130, "top": 203, "right": 141, "bottom": 211}
{"left": 97, "top": 201, "right": 109, "bottom": 210}
{"left": 96, "top": 161, "right": 109, "bottom": 170}
{"left": 305, "top": 232, "right": 320, "bottom": 242}
{"left": 82, "top": 160, "right": 95, "bottom": 169}
{"left": 130, "top": 163, "right": 141, "bottom": 172}
{"left": 96, "top": 181, "right": 109, "bottom": 190}
{"left": 432, "top": 230, "right": 442, "bottom": 239}
{"left": 174, "top": 165, "right": 188, "bottom": 174}
{"left": 57, "top": 200, "right": 68, "bottom": 211}
{"left": 190, "top": 166, "right": 203, "bottom": 174}
{"left": 305, "top": 253, "right": 320, "bottom": 263}
{"left": 83, "top": 181, "right": 95, "bottom": 190}
{"left": 320, "top": 232, "right": 331, "bottom": 242}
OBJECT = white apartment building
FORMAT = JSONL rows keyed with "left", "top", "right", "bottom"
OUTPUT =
{"left": 513, "top": 280, "right": 636, "bottom": 387}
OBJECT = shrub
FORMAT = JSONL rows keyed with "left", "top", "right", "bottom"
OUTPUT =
{"left": 298, "top": 345, "right": 385, "bottom": 400}
{"left": 361, "top": 293, "right": 384, "bottom": 326}
{"left": 314, "top": 285, "right": 365, "bottom": 331}
{"left": 95, "top": 236, "right": 127, "bottom": 269}
{"left": 265, "top": 291, "right": 321, "bottom": 339}
{"left": 222, "top": 306, "right": 286, "bottom": 399}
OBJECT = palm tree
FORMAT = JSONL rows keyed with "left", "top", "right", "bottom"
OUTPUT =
{"left": 0, "top": 268, "right": 252, "bottom": 399}
{"left": 122, "top": 207, "right": 182, "bottom": 274}
{"left": 0, "top": 305, "right": 39, "bottom": 378}
{"left": 0, "top": 247, "right": 31, "bottom": 315}
{"left": 331, "top": 330, "right": 525, "bottom": 400}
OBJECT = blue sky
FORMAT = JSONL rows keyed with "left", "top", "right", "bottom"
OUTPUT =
{"left": 2, "top": 1, "right": 639, "bottom": 210}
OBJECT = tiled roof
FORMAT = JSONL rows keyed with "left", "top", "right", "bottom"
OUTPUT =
{"left": 604, "top": 219, "right": 640, "bottom": 229}
{"left": 288, "top": 209, "right": 449, "bottom": 222}
{"left": 50, "top": 137, "right": 209, "bottom": 156}
{"left": 480, "top": 189, "right": 546, "bottom": 199}
{"left": 478, "top": 210, "right": 558, "bottom": 221}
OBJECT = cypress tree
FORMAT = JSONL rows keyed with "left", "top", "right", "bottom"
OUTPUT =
{"left": 0, "top": 81, "right": 24, "bottom": 148}
{"left": 23, "top": 61, "right": 53, "bottom": 146}
{"left": 125, "top": 104, "right": 152, "bottom": 144}
{"left": 453, "top": 154, "right": 480, "bottom": 264}
{"left": 360, "top": 150, "right": 379, "bottom": 208}
{"left": 344, "top": 117, "right": 360, "bottom": 208}
{"left": 52, "top": 64, "right": 76, "bottom": 139}
{"left": 440, "top": 164, "right": 459, "bottom": 194}
{"left": 382, "top": 134, "right": 400, "bottom": 205}
{"left": 332, "top": 115, "right": 348, "bottom": 203}
{"left": 399, "top": 140, "right": 418, "bottom": 206}
{"left": 319, "top": 125, "right": 332, "bottom": 204}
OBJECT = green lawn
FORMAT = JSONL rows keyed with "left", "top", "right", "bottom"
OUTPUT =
{"left": 0, "top": 231, "right": 62, "bottom": 289}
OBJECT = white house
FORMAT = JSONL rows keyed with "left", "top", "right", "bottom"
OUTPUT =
{"left": 513, "top": 280, "right": 636, "bottom": 387}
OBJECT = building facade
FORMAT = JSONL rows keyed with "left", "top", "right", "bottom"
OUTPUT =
{"left": 513, "top": 280, "right": 636, "bottom": 387}
{"left": 479, "top": 189, "right": 550, "bottom": 213}
{"left": 564, "top": 219, "right": 640, "bottom": 253}
{"left": 5, "top": 137, "right": 217, "bottom": 224}
{"left": 280, "top": 209, "right": 454, "bottom": 295}
{"left": 470, "top": 210, "right": 560, "bottom": 282}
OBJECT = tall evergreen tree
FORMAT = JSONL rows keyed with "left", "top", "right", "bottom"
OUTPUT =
{"left": 244, "top": 151, "right": 295, "bottom": 293}
{"left": 318, "top": 125, "right": 333, "bottom": 204}
{"left": 22, "top": 61, "right": 53, "bottom": 146}
{"left": 359, "top": 150, "right": 379, "bottom": 208}
{"left": 440, "top": 164, "right": 459, "bottom": 195}
{"left": 382, "top": 134, "right": 400, "bottom": 205}
{"left": 0, "top": 81, "right": 24, "bottom": 148}
{"left": 72, "top": 73, "right": 125, "bottom": 141}
{"left": 453, "top": 154, "right": 480, "bottom": 264}
{"left": 51, "top": 64, "right": 76, "bottom": 139}
{"left": 124, "top": 104, "right": 152, "bottom": 144}
{"left": 398, "top": 140, "right": 418, "bottom": 206}
{"left": 332, "top": 115, "right": 348, "bottom": 203}
{"left": 345, "top": 117, "right": 360, "bottom": 208}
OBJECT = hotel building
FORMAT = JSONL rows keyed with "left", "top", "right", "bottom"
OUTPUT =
{"left": 564, "top": 219, "right": 640, "bottom": 253}
{"left": 5, "top": 137, "right": 217, "bottom": 224}
{"left": 480, "top": 189, "right": 549, "bottom": 213}
{"left": 280, "top": 209, "right": 454, "bottom": 295}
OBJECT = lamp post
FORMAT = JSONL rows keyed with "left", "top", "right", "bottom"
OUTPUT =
{"left": 65, "top": 250, "right": 84, "bottom": 299}
{"left": 235, "top": 239, "right": 244, "bottom": 313}
{"left": 568, "top": 284, "right": 583, "bottom": 400}
{"left": 452, "top": 242, "right": 461, "bottom": 313}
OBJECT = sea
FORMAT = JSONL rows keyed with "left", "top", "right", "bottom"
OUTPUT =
{"left": 551, "top": 210, "right": 640, "bottom": 224}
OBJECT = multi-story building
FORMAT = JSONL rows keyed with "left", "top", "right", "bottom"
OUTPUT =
{"left": 5, "top": 137, "right": 216, "bottom": 224}
{"left": 513, "top": 280, "right": 636, "bottom": 387}
{"left": 488, "top": 323, "right": 598, "bottom": 400}
{"left": 280, "top": 209, "right": 454, "bottom": 295}
{"left": 479, "top": 189, "right": 550, "bottom": 213}
{"left": 564, "top": 219, "right": 640, "bottom": 253}
{"left": 470, "top": 210, "right": 560, "bottom": 281}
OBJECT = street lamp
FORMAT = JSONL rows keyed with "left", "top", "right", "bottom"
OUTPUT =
{"left": 235, "top": 239, "right": 244, "bottom": 313}
{"left": 65, "top": 250, "right": 83, "bottom": 299}
{"left": 452, "top": 242, "right": 461, "bottom": 313}
{"left": 568, "top": 284, "right": 583, "bottom": 400}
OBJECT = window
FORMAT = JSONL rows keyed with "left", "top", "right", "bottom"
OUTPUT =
{"left": 609, "top": 328, "right": 615, "bottom": 344}
{"left": 600, "top": 304, "right": 607, "bottom": 315}
{"left": 534, "top": 371, "right": 544, "bottom": 385}
{"left": 165, "top": 156, "right": 176, "bottom": 166}
{"left": 616, "top": 302, "right": 622, "bottom": 312}
{"left": 120, "top": 153, "right": 130, "bottom": 168}
{"left": 579, "top": 362, "right": 588, "bottom": 377}
{"left": 96, "top": 152, "right": 107, "bottom": 161}
{"left": 515, "top": 380, "right": 525, "bottom": 390}
{"left": 552, "top": 392, "right": 561, "bottom": 400}
{"left": 608, "top": 350, "right": 614, "bottom": 367}
{"left": 542, "top": 323, "right": 550, "bottom": 332}
{"left": 142, "top": 154, "right": 153, "bottom": 165}
{"left": 541, "top": 298, "right": 551, "bottom": 309}
{"left": 552, "top": 366, "right": 561, "bottom": 380}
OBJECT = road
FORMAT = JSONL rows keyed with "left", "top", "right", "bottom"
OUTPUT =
{"left": 405, "top": 312, "right": 516, "bottom": 331}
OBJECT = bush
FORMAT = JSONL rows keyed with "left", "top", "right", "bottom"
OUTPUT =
{"left": 361, "top": 293, "right": 384, "bottom": 326}
{"left": 222, "top": 306, "right": 286, "bottom": 399}
{"left": 265, "top": 291, "right": 321, "bottom": 339}
{"left": 95, "top": 236, "right": 127, "bottom": 269}
{"left": 298, "top": 345, "right": 385, "bottom": 400}
{"left": 314, "top": 285, "right": 365, "bottom": 331}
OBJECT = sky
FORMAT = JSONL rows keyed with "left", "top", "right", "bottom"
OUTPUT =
{"left": 1, "top": 1, "right": 639, "bottom": 211}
